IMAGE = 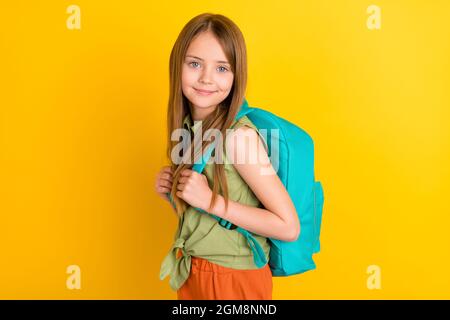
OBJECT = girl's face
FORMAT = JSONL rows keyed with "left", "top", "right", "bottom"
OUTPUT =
{"left": 182, "top": 31, "right": 234, "bottom": 117}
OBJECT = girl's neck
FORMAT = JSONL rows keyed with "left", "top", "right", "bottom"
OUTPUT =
{"left": 190, "top": 104, "right": 218, "bottom": 121}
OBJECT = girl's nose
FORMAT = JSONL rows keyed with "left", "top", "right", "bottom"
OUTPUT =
{"left": 199, "top": 75, "right": 213, "bottom": 84}
{"left": 199, "top": 67, "right": 214, "bottom": 84}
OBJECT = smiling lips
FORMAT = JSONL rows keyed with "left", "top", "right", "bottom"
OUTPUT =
{"left": 194, "top": 88, "right": 217, "bottom": 96}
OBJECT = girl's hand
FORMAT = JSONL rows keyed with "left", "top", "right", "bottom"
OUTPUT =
{"left": 176, "top": 169, "right": 212, "bottom": 211}
{"left": 155, "top": 166, "right": 173, "bottom": 203}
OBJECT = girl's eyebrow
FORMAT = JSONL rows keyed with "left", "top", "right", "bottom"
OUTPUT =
{"left": 186, "top": 55, "right": 230, "bottom": 65}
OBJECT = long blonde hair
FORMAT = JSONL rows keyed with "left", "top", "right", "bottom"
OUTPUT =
{"left": 166, "top": 13, "right": 248, "bottom": 217}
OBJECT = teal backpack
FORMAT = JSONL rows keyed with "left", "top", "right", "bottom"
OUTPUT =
{"left": 167, "top": 99, "right": 324, "bottom": 276}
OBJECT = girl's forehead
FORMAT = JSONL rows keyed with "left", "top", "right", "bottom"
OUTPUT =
{"left": 186, "top": 32, "right": 229, "bottom": 62}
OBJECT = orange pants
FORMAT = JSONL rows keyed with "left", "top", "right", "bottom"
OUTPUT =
{"left": 177, "top": 256, "right": 273, "bottom": 300}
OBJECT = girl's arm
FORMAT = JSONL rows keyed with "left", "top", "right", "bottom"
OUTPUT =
{"left": 208, "top": 126, "right": 300, "bottom": 242}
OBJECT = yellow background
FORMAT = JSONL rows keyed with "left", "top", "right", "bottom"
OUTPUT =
{"left": 1, "top": 0, "right": 449, "bottom": 299}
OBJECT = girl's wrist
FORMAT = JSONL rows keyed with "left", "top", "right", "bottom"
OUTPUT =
{"left": 209, "top": 194, "right": 227, "bottom": 218}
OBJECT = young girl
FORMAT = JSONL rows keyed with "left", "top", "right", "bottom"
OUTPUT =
{"left": 156, "top": 13, "right": 300, "bottom": 300}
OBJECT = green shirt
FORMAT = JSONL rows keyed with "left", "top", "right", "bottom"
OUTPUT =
{"left": 159, "top": 113, "right": 271, "bottom": 291}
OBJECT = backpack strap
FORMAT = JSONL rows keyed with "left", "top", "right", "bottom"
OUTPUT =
{"left": 193, "top": 206, "right": 267, "bottom": 269}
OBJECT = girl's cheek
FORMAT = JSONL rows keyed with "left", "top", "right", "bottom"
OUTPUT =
{"left": 181, "top": 65, "right": 197, "bottom": 82}
{"left": 217, "top": 74, "right": 234, "bottom": 92}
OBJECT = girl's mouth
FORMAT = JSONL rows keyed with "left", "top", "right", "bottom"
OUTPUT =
{"left": 194, "top": 88, "right": 217, "bottom": 96}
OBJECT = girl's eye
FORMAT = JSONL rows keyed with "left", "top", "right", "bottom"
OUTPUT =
{"left": 189, "top": 61, "right": 200, "bottom": 68}
{"left": 188, "top": 61, "right": 228, "bottom": 73}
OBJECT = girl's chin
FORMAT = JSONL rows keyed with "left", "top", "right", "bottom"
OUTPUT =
{"left": 190, "top": 98, "right": 219, "bottom": 108}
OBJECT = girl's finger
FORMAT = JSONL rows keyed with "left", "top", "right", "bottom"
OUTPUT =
{"left": 177, "top": 183, "right": 184, "bottom": 191}
{"left": 180, "top": 169, "right": 192, "bottom": 176}
{"left": 161, "top": 172, "right": 173, "bottom": 181}
{"left": 162, "top": 166, "right": 172, "bottom": 174}
{"left": 160, "top": 179, "right": 173, "bottom": 188}
{"left": 159, "top": 180, "right": 172, "bottom": 188}
{"left": 178, "top": 176, "right": 188, "bottom": 184}
{"left": 158, "top": 186, "right": 170, "bottom": 193}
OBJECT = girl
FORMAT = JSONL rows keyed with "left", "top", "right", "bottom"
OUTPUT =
{"left": 156, "top": 13, "right": 300, "bottom": 300}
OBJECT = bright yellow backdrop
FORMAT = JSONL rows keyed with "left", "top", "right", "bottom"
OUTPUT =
{"left": 1, "top": 0, "right": 449, "bottom": 299}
